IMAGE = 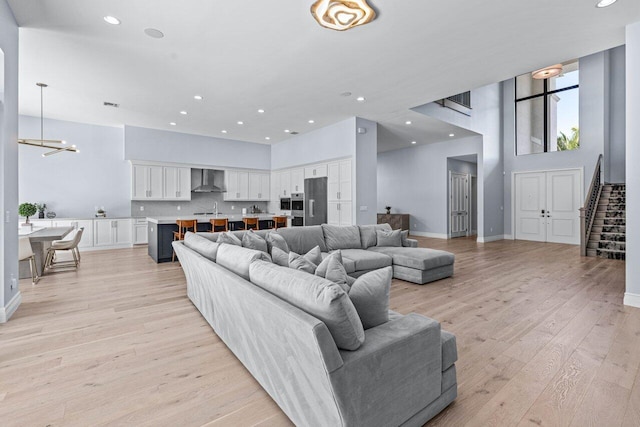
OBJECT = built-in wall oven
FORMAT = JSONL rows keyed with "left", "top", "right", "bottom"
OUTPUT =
{"left": 291, "top": 193, "right": 304, "bottom": 226}
{"left": 280, "top": 197, "right": 291, "bottom": 210}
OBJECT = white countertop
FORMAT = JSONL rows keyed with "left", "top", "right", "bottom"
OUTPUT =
{"left": 28, "top": 216, "right": 146, "bottom": 221}
{"left": 147, "top": 213, "right": 291, "bottom": 224}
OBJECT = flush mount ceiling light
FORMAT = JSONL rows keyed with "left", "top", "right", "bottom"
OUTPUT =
{"left": 18, "top": 83, "right": 78, "bottom": 156}
{"left": 311, "top": 0, "right": 376, "bottom": 31}
{"left": 103, "top": 16, "right": 121, "bottom": 25}
{"left": 532, "top": 64, "right": 563, "bottom": 80}
{"left": 596, "top": 0, "right": 617, "bottom": 7}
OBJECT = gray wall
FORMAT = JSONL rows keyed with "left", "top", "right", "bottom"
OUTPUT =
{"left": 19, "top": 116, "right": 131, "bottom": 218}
{"left": 355, "top": 118, "right": 377, "bottom": 225}
{"left": 1, "top": 0, "right": 19, "bottom": 318}
{"left": 125, "top": 125, "right": 271, "bottom": 170}
{"left": 378, "top": 136, "right": 482, "bottom": 237}
{"left": 609, "top": 45, "right": 626, "bottom": 183}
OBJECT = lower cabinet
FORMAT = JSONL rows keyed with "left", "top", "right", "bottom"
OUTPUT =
{"left": 134, "top": 219, "right": 148, "bottom": 245}
{"left": 53, "top": 219, "right": 95, "bottom": 249}
{"left": 328, "top": 201, "right": 352, "bottom": 226}
{"left": 94, "top": 219, "right": 133, "bottom": 247}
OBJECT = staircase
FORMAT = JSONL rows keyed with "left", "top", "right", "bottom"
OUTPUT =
{"left": 587, "top": 184, "right": 625, "bottom": 260}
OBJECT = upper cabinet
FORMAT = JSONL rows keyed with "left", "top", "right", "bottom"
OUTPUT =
{"left": 304, "top": 164, "right": 328, "bottom": 179}
{"left": 131, "top": 163, "right": 191, "bottom": 201}
{"left": 291, "top": 168, "right": 304, "bottom": 194}
{"left": 278, "top": 170, "right": 292, "bottom": 197}
{"left": 225, "top": 170, "right": 269, "bottom": 201}
{"left": 248, "top": 172, "right": 270, "bottom": 201}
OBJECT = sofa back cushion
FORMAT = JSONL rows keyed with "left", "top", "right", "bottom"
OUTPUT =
{"left": 183, "top": 232, "right": 220, "bottom": 261}
{"left": 358, "top": 223, "right": 392, "bottom": 248}
{"left": 276, "top": 225, "right": 327, "bottom": 254}
{"left": 249, "top": 260, "right": 365, "bottom": 351}
{"left": 322, "top": 224, "right": 362, "bottom": 251}
{"left": 349, "top": 266, "right": 392, "bottom": 329}
{"left": 217, "top": 244, "right": 272, "bottom": 280}
{"left": 242, "top": 229, "right": 268, "bottom": 253}
{"left": 217, "top": 232, "right": 242, "bottom": 246}
{"left": 266, "top": 232, "right": 289, "bottom": 254}
{"left": 205, "top": 229, "right": 269, "bottom": 243}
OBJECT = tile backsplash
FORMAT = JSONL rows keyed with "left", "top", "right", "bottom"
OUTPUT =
{"left": 130, "top": 192, "right": 269, "bottom": 217}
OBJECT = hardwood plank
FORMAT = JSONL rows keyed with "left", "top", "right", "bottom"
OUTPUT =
{"left": 569, "top": 378, "right": 630, "bottom": 427}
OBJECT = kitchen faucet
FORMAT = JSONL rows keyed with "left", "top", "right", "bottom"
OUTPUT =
{"left": 213, "top": 201, "right": 218, "bottom": 216}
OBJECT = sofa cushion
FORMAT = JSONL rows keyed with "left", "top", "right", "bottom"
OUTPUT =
{"left": 441, "top": 330, "right": 458, "bottom": 370}
{"left": 322, "top": 224, "right": 362, "bottom": 251}
{"left": 341, "top": 249, "right": 393, "bottom": 271}
{"left": 242, "top": 229, "right": 268, "bottom": 253}
{"left": 276, "top": 225, "right": 327, "bottom": 254}
{"left": 348, "top": 267, "right": 392, "bottom": 329}
{"left": 368, "top": 247, "right": 455, "bottom": 270}
{"left": 183, "top": 232, "right": 220, "bottom": 261}
{"left": 358, "top": 224, "right": 392, "bottom": 249}
{"left": 401, "top": 230, "right": 411, "bottom": 247}
{"left": 289, "top": 251, "right": 318, "bottom": 274}
{"left": 376, "top": 229, "right": 402, "bottom": 247}
{"left": 249, "top": 260, "right": 365, "bottom": 351}
{"left": 271, "top": 247, "right": 289, "bottom": 267}
{"left": 321, "top": 252, "right": 356, "bottom": 274}
{"left": 266, "top": 232, "right": 289, "bottom": 254}
{"left": 315, "top": 251, "right": 351, "bottom": 293}
{"left": 217, "top": 244, "right": 272, "bottom": 280}
{"left": 217, "top": 231, "right": 242, "bottom": 246}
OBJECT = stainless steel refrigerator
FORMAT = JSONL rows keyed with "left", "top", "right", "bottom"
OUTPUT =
{"left": 304, "top": 177, "right": 327, "bottom": 226}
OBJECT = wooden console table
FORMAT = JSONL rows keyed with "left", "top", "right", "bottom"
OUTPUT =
{"left": 377, "top": 214, "right": 410, "bottom": 231}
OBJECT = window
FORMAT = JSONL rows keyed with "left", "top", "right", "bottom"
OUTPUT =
{"left": 515, "top": 61, "right": 579, "bottom": 155}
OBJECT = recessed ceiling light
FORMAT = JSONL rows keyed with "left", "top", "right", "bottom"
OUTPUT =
{"left": 405, "top": 121, "right": 412, "bottom": 125}
{"left": 194, "top": 95, "right": 203, "bottom": 100}
{"left": 103, "top": 16, "right": 121, "bottom": 25}
{"left": 411, "top": 141, "right": 417, "bottom": 145}
{"left": 258, "top": 109, "right": 265, "bottom": 113}
{"left": 596, "top": 0, "right": 617, "bottom": 7}
{"left": 449, "top": 133, "right": 455, "bottom": 137}
{"left": 284, "top": 129, "right": 290, "bottom": 133}
{"left": 265, "top": 137, "right": 271, "bottom": 140}
{"left": 237, "top": 121, "right": 244, "bottom": 125}
{"left": 308, "top": 120, "right": 315, "bottom": 124}
{"left": 144, "top": 28, "right": 164, "bottom": 39}
{"left": 180, "top": 111, "right": 187, "bottom": 115}
{"left": 221, "top": 130, "right": 227, "bottom": 134}
{"left": 169, "top": 122, "right": 176, "bottom": 126}
{"left": 356, "top": 96, "right": 366, "bottom": 102}
{"left": 532, "top": 64, "right": 563, "bottom": 80}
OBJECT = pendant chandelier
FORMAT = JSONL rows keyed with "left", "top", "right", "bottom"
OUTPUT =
{"left": 18, "top": 83, "right": 79, "bottom": 157}
{"left": 311, "top": 0, "right": 376, "bottom": 31}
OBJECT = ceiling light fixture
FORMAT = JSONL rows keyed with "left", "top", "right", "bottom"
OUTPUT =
{"left": 180, "top": 111, "right": 187, "bottom": 115}
{"left": 265, "top": 137, "right": 271, "bottom": 140}
{"left": 221, "top": 130, "right": 228, "bottom": 134}
{"left": 356, "top": 96, "right": 366, "bottom": 102}
{"left": 103, "top": 16, "right": 121, "bottom": 25}
{"left": 411, "top": 141, "right": 417, "bottom": 145}
{"left": 596, "top": 0, "right": 617, "bottom": 7}
{"left": 308, "top": 120, "right": 315, "bottom": 124}
{"left": 18, "top": 83, "right": 78, "bottom": 156}
{"left": 405, "top": 121, "right": 412, "bottom": 125}
{"left": 144, "top": 28, "right": 164, "bottom": 39}
{"left": 258, "top": 109, "right": 265, "bottom": 113}
{"left": 532, "top": 64, "right": 563, "bottom": 80}
{"left": 449, "top": 133, "right": 455, "bottom": 137}
{"left": 237, "top": 121, "right": 244, "bottom": 125}
{"left": 311, "top": 0, "right": 376, "bottom": 31}
{"left": 194, "top": 95, "right": 203, "bottom": 100}
{"left": 170, "top": 122, "right": 176, "bottom": 126}
{"left": 284, "top": 129, "right": 290, "bottom": 133}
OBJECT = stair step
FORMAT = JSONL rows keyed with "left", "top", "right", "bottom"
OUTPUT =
{"left": 593, "top": 218, "right": 625, "bottom": 226}
{"left": 599, "top": 241, "right": 626, "bottom": 251}
{"left": 600, "top": 232, "right": 626, "bottom": 242}
{"left": 596, "top": 248, "right": 626, "bottom": 261}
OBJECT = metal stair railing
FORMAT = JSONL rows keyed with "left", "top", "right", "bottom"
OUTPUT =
{"left": 579, "top": 154, "right": 603, "bottom": 256}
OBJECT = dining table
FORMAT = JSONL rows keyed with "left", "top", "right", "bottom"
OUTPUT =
{"left": 19, "top": 226, "right": 75, "bottom": 279}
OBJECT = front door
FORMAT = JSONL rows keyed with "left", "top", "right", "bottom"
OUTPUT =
{"left": 450, "top": 172, "right": 469, "bottom": 238}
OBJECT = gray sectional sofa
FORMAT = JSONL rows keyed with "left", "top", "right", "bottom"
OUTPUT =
{"left": 173, "top": 223, "right": 457, "bottom": 426}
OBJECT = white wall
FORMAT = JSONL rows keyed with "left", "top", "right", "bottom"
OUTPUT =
{"left": 625, "top": 22, "right": 640, "bottom": 307}
{"left": 609, "top": 45, "right": 626, "bottom": 183}
{"left": 19, "top": 116, "right": 130, "bottom": 218}
{"left": 125, "top": 125, "right": 271, "bottom": 170}
{"left": 0, "top": 0, "right": 19, "bottom": 320}
{"left": 355, "top": 118, "right": 377, "bottom": 225}
{"left": 378, "top": 136, "right": 482, "bottom": 237}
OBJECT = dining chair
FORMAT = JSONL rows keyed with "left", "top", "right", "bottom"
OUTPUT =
{"left": 45, "top": 227, "right": 84, "bottom": 271}
{"left": 19, "top": 237, "right": 39, "bottom": 285}
{"left": 173, "top": 219, "right": 198, "bottom": 262}
{"left": 210, "top": 218, "right": 229, "bottom": 232}
{"left": 272, "top": 216, "right": 287, "bottom": 230}
{"left": 242, "top": 217, "right": 259, "bottom": 231}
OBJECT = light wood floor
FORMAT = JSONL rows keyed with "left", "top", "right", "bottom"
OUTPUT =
{"left": 1, "top": 237, "right": 636, "bottom": 426}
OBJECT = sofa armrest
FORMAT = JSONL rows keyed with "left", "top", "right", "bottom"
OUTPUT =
{"left": 404, "top": 238, "right": 419, "bottom": 248}
{"left": 330, "top": 313, "right": 442, "bottom": 427}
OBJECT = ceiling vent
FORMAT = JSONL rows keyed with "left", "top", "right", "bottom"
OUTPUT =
{"left": 103, "top": 102, "right": 119, "bottom": 108}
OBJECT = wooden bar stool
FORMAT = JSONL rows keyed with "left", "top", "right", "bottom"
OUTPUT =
{"left": 173, "top": 219, "right": 197, "bottom": 262}
{"left": 210, "top": 218, "right": 229, "bottom": 232}
{"left": 242, "top": 217, "right": 259, "bottom": 231}
{"left": 272, "top": 215, "right": 287, "bottom": 230}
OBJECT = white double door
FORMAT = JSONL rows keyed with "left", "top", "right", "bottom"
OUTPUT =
{"left": 514, "top": 169, "right": 582, "bottom": 244}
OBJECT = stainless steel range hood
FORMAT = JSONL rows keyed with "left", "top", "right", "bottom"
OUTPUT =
{"left": 191, "top": 169, "right": 226, "bottom": 193}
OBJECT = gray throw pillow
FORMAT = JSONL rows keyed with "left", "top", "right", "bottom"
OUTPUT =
{"left": 289, "top": 251, "right": 317, "bottom": 274}
{"left": 376, "top": 229, "right": 402, "bottom": 247}
{"left": 322, "top": 224, "right": 362, "bottom": 251}
{"left": 401, "top": 230, "right": 410, "bottom": 247}
{"left": 242, "top": 229, "right": 268, "bottom": 253}
{"left": 304, "top": 245, "right": 323, "bottom": 266}
{"left": 316, "top": 250, "right": 343, "bottom": 277}
{"left": 183, "top": 232, "right": 220, "bottom": 261}
{"left": 217, "top": 232, "right": 242, "bottom": 246}
{"left": 271, "top": 247, "right": 289, "bottom": 267}
{"left": 349, "top": 266, "right": 392, "bottom": 329}
{"left": 266, "top": 232, "right": 289, "bottom": 254}
{"left": 315, "top": 251, "right": 349, "bottom": 293}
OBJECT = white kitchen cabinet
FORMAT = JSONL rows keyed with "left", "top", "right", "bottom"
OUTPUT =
{"left": 132, "top": 165, "right": 163, "bottom": 200}
{"left": 53, "top": 219, "right": 94, "bottom": 248}
{"left": 278, "top": 170, "right": 291, "bottom": 197}
{"left": 134, "top": 218, "right": 148, "bottom": 245}
{"left": 224, "top": 170, "right": 249, "bottom": 201}
{"left": 163, "top": 167, "right": 191, "bottom": 200}
{"left": 304, "top": 164, "right": 328, "bottom": 179}
{"left": 94, "top": 219, "right": 133, "bottom": 247}
{"left": 271, "top": 171, "right": 280, "bottom": 200}
{"left": 29, "top": 219, "right": 52, "bottom": 227}
{"left": 328, "top": 201, "right": 353, "bottom": 226}
{"left": 328, "top": 159, "right": 352, "bottom": 202}
{"left": 291, "top": 168, "right": 304, "bottom": 194}
{"left": 248, "top": 172, "right": 270, "bottom": 201}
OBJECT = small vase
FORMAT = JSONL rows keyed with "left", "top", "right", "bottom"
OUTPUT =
{"left": 386, "top": 208, "right": 391, "bottom": 215}
{"left": 39, "top": 212, "right": 45, "bottom": 219}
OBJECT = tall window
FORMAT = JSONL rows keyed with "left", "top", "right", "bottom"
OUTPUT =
{"left": 515, "top": 61, "right": 579, "bottom": 155}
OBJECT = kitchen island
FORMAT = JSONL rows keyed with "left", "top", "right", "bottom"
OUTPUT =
{"left": 147, "top": 213, "right": 289, "bottom": 263}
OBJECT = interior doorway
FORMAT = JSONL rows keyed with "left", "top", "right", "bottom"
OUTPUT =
{"left": 447, "top": 155, "right": 478, "bottom": 238}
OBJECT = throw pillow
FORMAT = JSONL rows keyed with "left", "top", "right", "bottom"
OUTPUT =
{"left": 289, "top": 251, "right": 317, "bottom": 274}
{"left": 242, "top": 229, "right": 268, "bottom": 253}
{"left": 376, "top": 229, "right": 402, "bottom": 247}
{"left": 322, "top": 224, "right": 362, "bottom": 251}
{"left": 183, "top": 232, "right": 220, "bottom": 262}
{"left": 315, "top": 250, "right": 343, "bottom": 278}
{"left": 271, "top": 247, "right": 290, "bottom": 267}
{"left": 401, "top": 230, "right": 410, "bottom": 247}
{"left": 217, "top": 232, "right": 242, "bottom": 246}
{"left": 349, "top": 266, "right": 392, "bottom": 329}
{"left": 304, "top": 245, "right": 323, "bottom": 266}
{"left": 316, "top": 251, "right": 350, "bottom": 292}
{"left": 266, "top": 232, "right": 289, "bottom": 254}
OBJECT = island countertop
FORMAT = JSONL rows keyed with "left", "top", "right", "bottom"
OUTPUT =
{"left": 147, "top": 213, "right": 291, "bottom": 225}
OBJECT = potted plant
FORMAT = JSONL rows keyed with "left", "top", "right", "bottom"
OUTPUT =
{"left": 19, "top": 202, "right": 38, "bottom": 226}
{"left": 35, "top": 203, "right": 47, "bottom": 219}
{"left": 385, "top": 205, "right": 391, "bottom": 214}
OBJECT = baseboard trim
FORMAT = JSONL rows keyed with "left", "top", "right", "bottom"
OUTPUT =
{"left": 0, "top": 291, "right": 22, "bottom": 323}
{"left": 503, "top": 234, "right": 514, "bottom": 240}
{"left": 410, "top": 231, "right": 448, "bottom": 239}
{"left": 477, "top": 235, "right": 505, "bottom": 243}
{"left": 624, "top": 292, "right": 640, "bottom": 308}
